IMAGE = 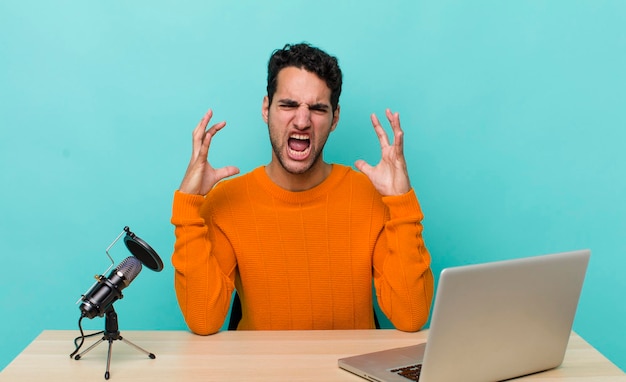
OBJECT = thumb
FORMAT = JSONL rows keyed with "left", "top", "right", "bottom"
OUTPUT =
{"left": 216, "top": 166, "right": 241, "bottom": 181}
{"left": 354, "top": 159, "right": 374, "bottom": 177}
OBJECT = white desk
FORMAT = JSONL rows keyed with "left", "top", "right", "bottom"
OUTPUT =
{"left": 1, "top": 330, "right": 624, "bottom": 381}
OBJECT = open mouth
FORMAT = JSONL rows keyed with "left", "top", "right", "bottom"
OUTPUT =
{"left": 287, "top": 134, "right": 311, "bottom": 159}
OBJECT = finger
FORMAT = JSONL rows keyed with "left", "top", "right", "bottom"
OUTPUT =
{"left": 191, "top": 110, "right": 214, "bottom": 157}
{"left": 385, "top": 109, "right": 404, "bottom": 138}
{"left": 394, "top": 127, "right": 405, "bottom": 158}
{"left": 206, "top": 120, "right": 227, "bottom": 137}
{"left": 198, "top": 121, "right": 227, "bottom": 159}
{"left": 193, "top": 109, "right": 213, "bottom": 140}
{"left": 385, "top": 109, "right": 406, "bottom": 158}
{"left": 390, "top": 112, "right": 405, "bottom": 154}
{"left": 385, "top": 108, "right": 394, "bottom": 123}
{"left": 370, "top": 113, "right": 391, "bottom": 148}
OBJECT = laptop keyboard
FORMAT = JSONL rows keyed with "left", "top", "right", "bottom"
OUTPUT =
{"left": 389, "top": 364, "right": 422, "bottom": 381}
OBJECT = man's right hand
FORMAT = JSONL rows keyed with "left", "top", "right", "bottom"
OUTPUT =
{"left": 178, "top": 109, "right": 240, "bottom": 195}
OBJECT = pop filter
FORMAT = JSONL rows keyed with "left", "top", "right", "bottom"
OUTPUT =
{"left": 122, "top": 226, "right": 164, "bottom": 272}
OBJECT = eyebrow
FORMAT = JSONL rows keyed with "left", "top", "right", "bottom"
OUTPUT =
{"left": 277, "top": 98, "right": 330, "bottom": 111}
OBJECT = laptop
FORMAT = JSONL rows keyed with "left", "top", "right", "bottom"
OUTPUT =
{"left": 338, "top": 249, "right": 590, "bottom": 382}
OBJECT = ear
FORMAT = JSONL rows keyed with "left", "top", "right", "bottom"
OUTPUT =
{"left": 330, "top": 104, "right": 340, "bottom": 132}
{"left": 262, "top": 96, "right": 270, "bottom": 123}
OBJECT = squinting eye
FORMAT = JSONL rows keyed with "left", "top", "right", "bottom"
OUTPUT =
{"left": 310, "top": 108, "right": 328, "bottom": 114}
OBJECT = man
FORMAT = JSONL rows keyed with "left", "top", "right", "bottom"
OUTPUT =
{"left": 171, "top": 43, "right": 433, "bottom": 335}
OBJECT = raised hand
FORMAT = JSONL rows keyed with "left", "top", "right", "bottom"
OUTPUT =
{"left": 179, "top": 109, "right": 240, "bottom": 195}
{"left": 354, "top": 109, "right": 411, "bottom": 196}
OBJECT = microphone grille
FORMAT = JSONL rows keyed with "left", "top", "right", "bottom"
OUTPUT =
{"left": 116, "top": 256, "right": 142, "bottom": 284}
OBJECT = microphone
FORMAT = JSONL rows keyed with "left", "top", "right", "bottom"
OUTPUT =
{"left": 79, "top": 256, "right": 143, "bottom": 319}
{"left": 70, "top": 227, "right": 163, "bottom": 376}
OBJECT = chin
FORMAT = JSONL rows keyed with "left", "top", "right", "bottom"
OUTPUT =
{"left": 284, "top": 162, "right": 314, "bottom": 175}
{"left": 279, "top": 155, "right": 317, "bottom": 174}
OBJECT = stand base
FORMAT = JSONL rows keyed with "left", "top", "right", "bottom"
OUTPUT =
{"left": 74, "top": 333, "right": 155, "bottom": 380}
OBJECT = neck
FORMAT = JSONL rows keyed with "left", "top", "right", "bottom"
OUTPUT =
{"left": 265, "top": 158, "right": 332, "bottom": 192}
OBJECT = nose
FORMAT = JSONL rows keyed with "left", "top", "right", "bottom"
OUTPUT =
{"left": 293, "top": 104, "right": 311, "bottom": 130}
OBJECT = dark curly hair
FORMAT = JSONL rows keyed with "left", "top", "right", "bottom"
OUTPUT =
{"left": 266, "top": 43, "right": 343, "bottom": 113}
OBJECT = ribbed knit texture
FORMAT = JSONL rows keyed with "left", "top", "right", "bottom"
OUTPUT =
{"left": 171, "top": 164, "right": 433, "bottom": 335}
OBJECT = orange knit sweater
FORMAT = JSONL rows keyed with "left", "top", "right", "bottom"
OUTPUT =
{"left": 171, "top": 165, "right": 433, "bottom": 335}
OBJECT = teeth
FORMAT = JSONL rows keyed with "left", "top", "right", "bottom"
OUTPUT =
{"left": 290, "top": 134, "right": 309, "bottom": 140}
{"left": 288, "top": 146, "right": 311, "bottom": 158}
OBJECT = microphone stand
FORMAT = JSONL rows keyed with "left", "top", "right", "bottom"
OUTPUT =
{"left": 73, "top": 305, "right": 155, "bottom": 380}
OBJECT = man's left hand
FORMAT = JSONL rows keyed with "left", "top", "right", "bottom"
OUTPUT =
{"left": 355, "top": 109, "right": 412, "bottom": 196}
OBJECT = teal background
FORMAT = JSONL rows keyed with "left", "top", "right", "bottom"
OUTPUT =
{"left": 1, "top": 0, "right": 625, "bottom": 373}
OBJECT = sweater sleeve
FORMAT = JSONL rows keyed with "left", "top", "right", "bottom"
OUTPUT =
{"left": 372, "top": 189, "right": 434, "bottom": 332}
{"left": 170, "top": 191, "right": 235, "bottom": 335}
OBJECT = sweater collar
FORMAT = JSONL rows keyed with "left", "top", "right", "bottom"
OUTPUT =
{"left": 252, "top": 164, "right": 351, "bottom": 204}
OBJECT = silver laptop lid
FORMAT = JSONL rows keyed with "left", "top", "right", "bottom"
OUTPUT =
{"left": 420, "top": 249, "right": 590, "bottom": 382}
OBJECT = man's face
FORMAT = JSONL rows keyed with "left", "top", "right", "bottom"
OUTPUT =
{"left": 262, "top": 66, "right": 340, "bottom": 176}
